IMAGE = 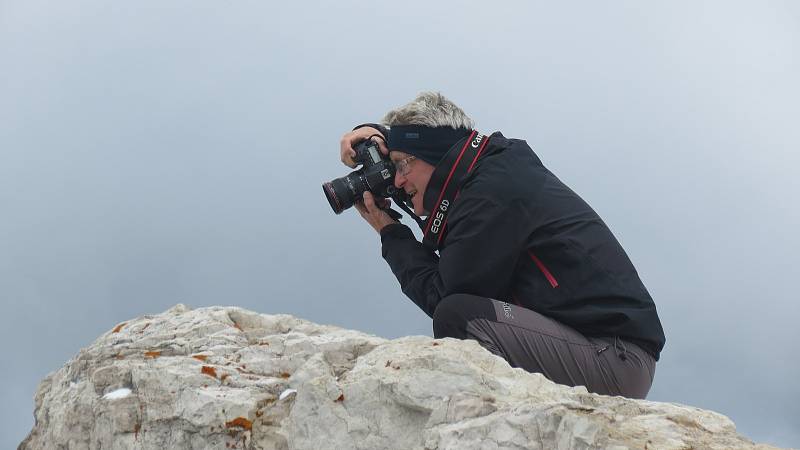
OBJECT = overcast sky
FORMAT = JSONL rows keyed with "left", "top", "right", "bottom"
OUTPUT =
{"left": 1, "top": 1, "right": 798, "bottom": 448}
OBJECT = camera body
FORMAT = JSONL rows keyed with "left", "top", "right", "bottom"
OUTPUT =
{"left": 323, "top": 139, "right": 404, "bottom": 214}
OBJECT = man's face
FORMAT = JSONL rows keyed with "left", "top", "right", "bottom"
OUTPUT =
{"left": 391, "top": 150, "right": 435, "bottom": 217}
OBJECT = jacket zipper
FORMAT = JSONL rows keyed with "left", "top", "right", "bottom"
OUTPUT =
{"left": 528, "top": 251, "right": 559, "bottom": 288}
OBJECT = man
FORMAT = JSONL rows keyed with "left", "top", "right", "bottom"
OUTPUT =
{"left": 340, "top": 92, "right": 665, "bottom": 399}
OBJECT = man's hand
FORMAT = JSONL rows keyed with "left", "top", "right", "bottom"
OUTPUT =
{"left": 340, "top": 127, "right": 389, "bottom": 168}
{"left": 355, "top": 191, "right": 398, "bottom": 233}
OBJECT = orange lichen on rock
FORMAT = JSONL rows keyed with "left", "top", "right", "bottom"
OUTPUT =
{"left": 220, "top": 373, "right": 230, "bottom": 382}
{"left": 233, "top": 323, "right": 243, "bottom": 331}
{"left": 112, "top": 322, "right": 127, "bottom": 333}
{"left": 201, "top": 366, "right": 218, "bottom": 378}
{"left": 225, "top": 417, "right": 252, "bottom": 431}
{"left": 279, "top": 372, "right": 290, "bottom": 379}
{"left": 144, "top": 351, "right": 161, "bottom": 358}
{"left": 192, "top": 354, "right": 208, "bottom": 362}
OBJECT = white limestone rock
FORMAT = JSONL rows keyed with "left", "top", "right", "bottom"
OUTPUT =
{"left": 19, "top": 305, "right": 786, "bottom": 450}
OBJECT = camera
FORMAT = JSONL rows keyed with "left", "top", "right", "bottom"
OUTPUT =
{"left": 323, "top": 139, "right": 406, "bottom": 214}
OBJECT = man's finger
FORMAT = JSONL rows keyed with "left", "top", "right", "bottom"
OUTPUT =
{"left": 342, "top": 153, "right": 357, "bottom": 168}
{"left": 354, "top": 200, "right": 367, "bottom": 215}
{"left": 362, "top": 191, "right": 376, "bottom": 213}
{"left": 373, "top": 138, "right": 389, "bottom": 156}
{"left": 340, "top": 136, "right": 358, "bottom": 168}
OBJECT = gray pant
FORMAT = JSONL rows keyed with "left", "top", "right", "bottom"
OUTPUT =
{"left": 432, "top": 294, "right": 656, "bottom": 399}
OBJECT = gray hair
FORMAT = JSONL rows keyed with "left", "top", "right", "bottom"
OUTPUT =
{"left": 381, "top": 92, "right": 475, "bottom": 129}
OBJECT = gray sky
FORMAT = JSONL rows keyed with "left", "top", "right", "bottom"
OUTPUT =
{"left": 1, "top": 1, "right": 798, "bottom": 447}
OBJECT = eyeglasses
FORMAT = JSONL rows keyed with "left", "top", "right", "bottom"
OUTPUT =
{"left": 394, "top": 156, "right": 416, "bottom": 176}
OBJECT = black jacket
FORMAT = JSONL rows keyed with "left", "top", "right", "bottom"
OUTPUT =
{"left": 380, "top": 131, "right": 666, "bottom": 360}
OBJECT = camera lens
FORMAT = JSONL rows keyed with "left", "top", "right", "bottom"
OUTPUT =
{"left": 323, "top": 180, "right": 346, "bottom": 214}
{"left": 323, "top": 171, "right": 367, "bottom": 214}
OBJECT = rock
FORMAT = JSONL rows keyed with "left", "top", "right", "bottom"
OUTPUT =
{"left": 19, "top": 305, "right": 785, "bottom": 450}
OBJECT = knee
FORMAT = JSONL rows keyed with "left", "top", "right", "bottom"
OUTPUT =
{"left": 433, "top": 293, "right": 464, "bottom": 325}
{"left": 432, "top": 294, "right": 489, "bottom": 339}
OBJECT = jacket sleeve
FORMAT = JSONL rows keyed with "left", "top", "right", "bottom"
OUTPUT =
{"left": 380, "top": 223, "right": 441, "bottom": 317}
{"left": 380, "top": 185, "right": 533, "bottom": 318}
{"left": 352, "top": 123, "right": 389, "bottom": 140}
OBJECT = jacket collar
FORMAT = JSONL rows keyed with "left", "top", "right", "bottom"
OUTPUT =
{"left": 422, "top": 131, "right": 502, "bottom": 214}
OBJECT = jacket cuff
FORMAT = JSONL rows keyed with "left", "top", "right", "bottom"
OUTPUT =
{"left": 353, "top": 123, "right": 389, "bottom": 141}
{"left": 380, "top": 223, "right": 415, "bottom": 243}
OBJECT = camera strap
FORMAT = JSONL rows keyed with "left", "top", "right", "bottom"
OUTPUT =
{"left": 388, "top": 193, "right": 424, "bottom": 228}
{"left": 421, "top": 130, "right": 491, "bottom": 251}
